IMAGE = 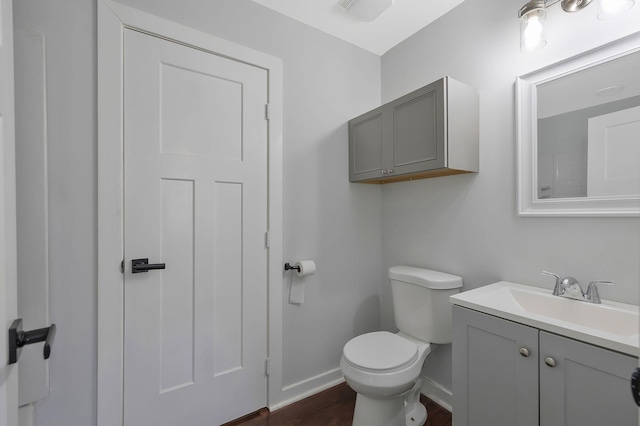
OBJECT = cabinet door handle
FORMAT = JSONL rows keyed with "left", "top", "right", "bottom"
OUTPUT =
{"left": 544, "top": 356, "right": 556, "bottom": 367}
{"left": 519, "top": 347, "right": 530, "bottom": 357}
{"left": 387, "top": 169, "right": 394, "bottom": 174}
{"left": 381, "top": 170, "right": 387, "bottom": 175}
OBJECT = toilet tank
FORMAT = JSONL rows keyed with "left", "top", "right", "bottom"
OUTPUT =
{"left": 389, "top": 266, "right": 462, "bottom": 344}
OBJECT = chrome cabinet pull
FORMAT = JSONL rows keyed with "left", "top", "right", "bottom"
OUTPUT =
{"left": 519, "top": 347, "right": 530, "bottom": 357}
{"left": 544, "top": 356, "right": 556, "bottom": 367}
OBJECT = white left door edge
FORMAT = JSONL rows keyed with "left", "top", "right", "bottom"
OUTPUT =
{"left": 0, "top": 0, "right": 18, "bottom": 423}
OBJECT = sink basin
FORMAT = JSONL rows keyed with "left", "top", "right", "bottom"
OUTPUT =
{"left": 508, "top": 287, "right": 638, "bottom": 337}
{"left": 450, "top": 281, "right": 639, "bottom": 356}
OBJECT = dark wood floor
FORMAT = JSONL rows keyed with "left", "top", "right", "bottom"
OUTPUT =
{"left": 224, "top": 382, "right": 452, "bottom": 426}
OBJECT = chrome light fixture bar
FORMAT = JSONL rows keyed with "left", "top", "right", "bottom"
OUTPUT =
{"left": 518, "top": 0, "right": 635, "bottom": 52}
{"left": 560, "top": 0, "right": 593, "bottom": 12}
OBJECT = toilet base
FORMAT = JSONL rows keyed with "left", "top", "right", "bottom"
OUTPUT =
{"left": 405, "top": 403, "right": 427, "bottom": 426}
{"left": 352, "top": 393, "right": 406, "bottom": 426}
{"left": 404, "top": 380, "right": 427, "bottom": 425}
{"left": 351, "top": 388, "right": 427, "bottom": 426}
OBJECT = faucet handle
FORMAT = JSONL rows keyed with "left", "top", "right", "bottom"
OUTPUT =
{"left": 585, "top": 280, "right": 615, "bottom": 304}
{"left": 542, "top": 271, "right": 562, "bottom": 295}
{"left": 541, "top": 271, "right": 561, "bottom": 280}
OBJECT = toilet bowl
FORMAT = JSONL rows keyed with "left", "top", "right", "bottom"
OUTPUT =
{"left": 340, "top": 331, "right": 433, "bottom": 426}
{"left": 340, "top": 266, "right": 462, "bottom": 426}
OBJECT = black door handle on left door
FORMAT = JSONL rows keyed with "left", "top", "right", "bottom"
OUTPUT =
{"left": 8, "top": 318, "right": 56, "bottom": 365}
{"left": 132, "top": 258, "right": 166, "bottom": 273}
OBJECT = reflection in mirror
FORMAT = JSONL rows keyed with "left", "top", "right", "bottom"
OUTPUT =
{"left": 536, "top": 51, "right": 640, "bottom": 200}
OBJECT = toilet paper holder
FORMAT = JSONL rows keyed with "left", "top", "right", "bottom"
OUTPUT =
{"left": 284, "top": 262, "right": 300, "bottom": 272}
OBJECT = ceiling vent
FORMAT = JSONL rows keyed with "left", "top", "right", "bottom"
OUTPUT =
{"left": 339, "top": 0, "right": 394, "bottom": 22}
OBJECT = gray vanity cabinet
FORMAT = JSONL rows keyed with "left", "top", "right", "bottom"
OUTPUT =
{"left": 348, "top": 77, "right": 478, "bottom": 183}
{"left": 539, "top": 331, "right": 637, "bottom": 426}
{"left": 453, "top": 306, "right": 639, "bottom": 426}
{"left": 452, "top": 306, "right": 539, "bottom": 426}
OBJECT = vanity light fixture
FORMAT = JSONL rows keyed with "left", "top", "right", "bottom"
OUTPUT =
{"left": 518, "top": 0, "right": 635, "bottom": 52}
{"left": 519, "top": 0, "right": 547, "bottom": 52}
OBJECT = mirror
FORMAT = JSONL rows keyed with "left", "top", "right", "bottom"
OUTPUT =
{"left": 517, "top": 32, "right": 640, "bottom": 216}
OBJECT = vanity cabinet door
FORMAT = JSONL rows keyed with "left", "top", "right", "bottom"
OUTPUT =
{"left": 452, "top": 307, "right": 539, "bottom": 426}
{"left": 539, "top": 331, "right": 638, "bottom": 426}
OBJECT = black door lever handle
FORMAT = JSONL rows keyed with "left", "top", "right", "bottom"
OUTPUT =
{"left": 132, "top": 258, "right": 166, "bottom": 273}
{"left": 8, "top": 319, "right": 56, "bottom": 365}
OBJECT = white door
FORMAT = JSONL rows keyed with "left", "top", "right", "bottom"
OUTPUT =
{"left": 0, "top": 0, "right": 18, "bottom": 424}
{"left": 123, "top": 29, "right": 268, "bottom": 426}
{"left": 587, "top": 106, "right": 640, "bottom": 197}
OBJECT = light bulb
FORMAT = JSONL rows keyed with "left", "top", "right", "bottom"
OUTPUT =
{"left": 598, "top": 0, "right": 635, "bottom": 18}
{"left": 518, "top": 1, "right": 546, "bottom": 53}
{"left": 524, "top": 15, "right": 544, "bottom": 49}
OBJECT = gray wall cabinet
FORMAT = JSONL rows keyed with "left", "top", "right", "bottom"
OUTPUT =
{"left": 348, "top": 77, "right": 478, "bottom": 183}
{"left": 452, "top": 306, "right": 638, "bottom": 426}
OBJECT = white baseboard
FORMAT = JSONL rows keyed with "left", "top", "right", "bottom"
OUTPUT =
{"left": 421, "top": 377, "right": 452, "bottom": 413}
{"left": 270, "top": 367, "right": 345, "bottom": 411}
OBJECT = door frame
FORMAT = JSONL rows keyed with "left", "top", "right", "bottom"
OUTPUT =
{"left": 0, "top": 0, "right": 17, "bottom": 424}
{"left": 97, "top": 2, "right": 284, "bottom": 425}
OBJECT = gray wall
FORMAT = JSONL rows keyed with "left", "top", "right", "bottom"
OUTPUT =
{"left": 380, "top": 0, "right": 640, "bottom": 396}
{"left": 15, "top": 0, "right": 382, "bottom": 424}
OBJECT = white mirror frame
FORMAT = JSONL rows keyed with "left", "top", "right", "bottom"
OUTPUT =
{"left": 516, "top": 31, "right": 640, "bottom": 217}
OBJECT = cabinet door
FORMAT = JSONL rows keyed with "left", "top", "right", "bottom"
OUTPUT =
{"left": 453, "top": 307, "right": 539, "bottom": 426}
{"left": 385, "top": 78, "right": 445, "bottom": 176}
{"left": 348, "top": 106, "right": 385, "bottom": 182}
{"left": 540, "top": 331, "right": 638, "bottom": 426}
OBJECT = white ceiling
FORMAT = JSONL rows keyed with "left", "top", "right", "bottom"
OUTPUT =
{"left": 251, "top": 0, "right": 467, "bottom": 56}
{"left": 537, "top": 50, "right": 640, "bottom": 118}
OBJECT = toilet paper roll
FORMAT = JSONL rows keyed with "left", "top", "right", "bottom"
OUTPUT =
{"left": 295, "top": 260, "right": 316, "bottom": 277}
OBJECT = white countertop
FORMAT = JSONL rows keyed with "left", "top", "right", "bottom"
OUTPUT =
{"left": 450, "top": 281, "right": 639, "bottom": 357}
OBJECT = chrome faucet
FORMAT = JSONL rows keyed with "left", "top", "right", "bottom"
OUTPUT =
{"left": 541, "top": 271, "right": 615, "bottom": 304}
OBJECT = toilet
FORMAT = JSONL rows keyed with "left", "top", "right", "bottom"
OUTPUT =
{"left": 340, "top": 266, "right": 462, "bottom": 426}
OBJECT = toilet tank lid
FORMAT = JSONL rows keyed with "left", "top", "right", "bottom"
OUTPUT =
{"left": 389, "top": 266, "right": 463, "bottom": 289}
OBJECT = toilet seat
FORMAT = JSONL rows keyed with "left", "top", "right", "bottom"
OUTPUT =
{"left": 343, "top": 331, "right": 418, "bottom": 372}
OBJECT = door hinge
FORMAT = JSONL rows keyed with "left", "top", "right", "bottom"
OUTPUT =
{"left": 265, "top": 358, "right": 270, "bottom": 376}
{"left": 265, "top": 231, "right": 270, "bottom": 248}
{"left": 120, "top": 260, "right": 124, "bottom": 274}
{"left": 265, "top": 103, "right": 271, "bottom": 120}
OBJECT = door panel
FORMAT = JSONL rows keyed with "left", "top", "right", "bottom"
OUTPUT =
{"left": 349, "top": 107, "right": 385, "bottom": 181}
{"left": 587, "top": 106, "right": 640, "bottom": 197}
{"left": 540, "top": 331, "right": 638, "bottom": 426}
{"left": 124, "top": 29, "right": 268, "bottom": 426}
{"left": 386, "top": 79, "right": 445, "bottom": 174}
{"left": 452, "top": 307, "right": 539, "bottom": 426}
{"left": 14, "top": 28, "right": 50, "bottom": 405}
